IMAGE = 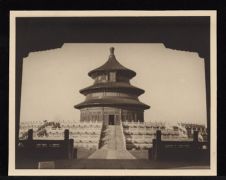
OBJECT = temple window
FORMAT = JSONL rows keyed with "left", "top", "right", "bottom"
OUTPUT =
{"left": 95, "top": 74, "right": 108, "bottom": 83}
{"left": 109, "top": 72, "right": 116, "bottom": 82}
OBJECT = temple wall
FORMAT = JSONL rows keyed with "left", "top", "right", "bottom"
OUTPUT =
{"left": 94, "top": 72, "right": 130, "bottom": 84}
{"left": 121, "top": 109, "right": 144, "bottom": 122}
{"left": 80, "top": 107, "right": 144, "bottom": 124}
{"left": 86, "top": 91, "right": 137, "bottom": 100}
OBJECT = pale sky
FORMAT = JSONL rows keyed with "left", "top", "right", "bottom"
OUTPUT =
{"left": 20, "top": 43, "right": 207, "bottom": 125}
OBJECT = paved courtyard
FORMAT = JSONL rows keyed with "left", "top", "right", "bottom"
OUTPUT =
{"left": 54, "top": 159, "right": 209, "bottom": 169}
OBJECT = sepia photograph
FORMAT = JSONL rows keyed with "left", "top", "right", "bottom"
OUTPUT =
{"left": 8, "top": 11, "right": 217, "bottom": 176}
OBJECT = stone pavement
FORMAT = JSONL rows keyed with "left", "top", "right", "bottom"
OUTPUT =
{"left": 88, "top": 148, "right": 135, "bottom": 159}
{"left": 54, "top": 159, "right": 210, "bottom": 169}
{"left": 16, "top": 158, "right": 210, "bottom": 169}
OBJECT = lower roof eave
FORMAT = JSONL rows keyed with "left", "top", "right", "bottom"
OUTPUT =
{"left": 74, "top": 104, "right": 150, "bottom": 110}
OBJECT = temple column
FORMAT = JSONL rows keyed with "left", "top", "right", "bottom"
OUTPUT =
{"left": 102, "top": 107, "right": 105, "bottom": 125}
{"left": 135, "top": 112, "right": 137, "bottom": 122}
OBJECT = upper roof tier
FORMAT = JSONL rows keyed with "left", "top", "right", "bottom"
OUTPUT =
{"left": 88, "top": 47, "right": 136, "bottom": 79}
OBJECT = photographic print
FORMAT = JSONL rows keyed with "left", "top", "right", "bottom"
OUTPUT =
{"left": 8, "top": 11, "right": 217, "bottom": 176}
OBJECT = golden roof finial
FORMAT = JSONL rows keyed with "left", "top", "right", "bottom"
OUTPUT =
{"left": 110, "top": 47, "right": 115, "bottom": 56}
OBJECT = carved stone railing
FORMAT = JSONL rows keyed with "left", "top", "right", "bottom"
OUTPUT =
{"left": 149, "top": 130, "right": 209, "bottom": 162}
{"left": 18, "top": 129, "right": 76, "bottom": 161}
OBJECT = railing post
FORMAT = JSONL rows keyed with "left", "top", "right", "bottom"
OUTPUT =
{"left": 155, "top": 130, "right": 162, "bottom": 160}
{"left": 156, "top": 130, "right": 162, "bottom": 142}
{"left": 64, "top": 129, "right": 69, "bottom": 140}
{"left": 192, "top": 130, "right": 199, "bottom": 160}
{"left": 64, "top": 129, "right": 76, "bottom": 159}
{"left": 68, "top": 139, "right": 74, "bottom": 159}
{"left": 193, "top": 130, "right": 199, "bottom": 143}
{"left": 64, "top": 129, "right": 69, "bottom": 159}
{"left": 26, "top": 129, "right": 34, "bottom": 157}
{"left": 28, "top": 129, "right": 33, "bottom": 141}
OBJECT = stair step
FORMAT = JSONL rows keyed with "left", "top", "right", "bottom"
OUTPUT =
{"left": 88, "top": 124, "right": 135, "bottom": 159}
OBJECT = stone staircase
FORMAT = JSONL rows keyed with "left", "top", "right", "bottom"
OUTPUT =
{"left": 88, "top": 125, "right": 135, "bottom": 159}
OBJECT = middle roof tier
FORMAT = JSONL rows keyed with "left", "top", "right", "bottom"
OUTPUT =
{"left": 79, "top": 82, "right": 145, "bottom": 96}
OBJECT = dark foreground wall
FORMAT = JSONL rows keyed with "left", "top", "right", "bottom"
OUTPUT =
{"left": 150, "top": 130, "right": 209, "bottom": 163}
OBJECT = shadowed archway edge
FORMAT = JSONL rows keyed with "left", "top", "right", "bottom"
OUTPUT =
{"left": 15, "top": 17, "right": 210, "bottom": 152}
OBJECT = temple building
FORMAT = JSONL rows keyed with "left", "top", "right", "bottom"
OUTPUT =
{"left": 74, "top": 47, "right": 150, "bottom": 126}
